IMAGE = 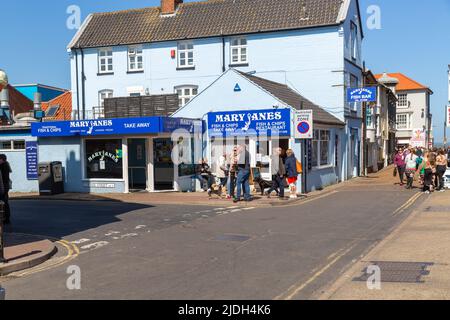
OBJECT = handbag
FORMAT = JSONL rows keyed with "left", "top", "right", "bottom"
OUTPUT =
{"left": 296, "top": 160, "right": 303, "bottom": 174}
{"left": 393, "top": 167, "right": 397, "bottom": 177}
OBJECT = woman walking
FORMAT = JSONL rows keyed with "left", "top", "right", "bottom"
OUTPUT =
{"left": 394, "top": 148, "right": 406, "bottom": 186}
{"left": 284, "top": 149, "right": 299, "bottom": 199}
{"left": 423, "top": 151, "right": 436, "bottom": 194}
{"left": 436, "top": 149, "right": 447, "bottom": 192}
{"left": 404, "top": 149, "right": 418, "bottom": 189}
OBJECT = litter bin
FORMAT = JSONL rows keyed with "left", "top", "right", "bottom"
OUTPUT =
{"left": 38, "top": 161, "right": 64, "bottom": 195}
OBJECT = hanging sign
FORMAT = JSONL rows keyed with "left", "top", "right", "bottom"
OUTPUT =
{"left": 347, "top": 87, "right": 377, "bottom": 103}
{"left": 294, "top": 110, "right": 313, "bottom": 139}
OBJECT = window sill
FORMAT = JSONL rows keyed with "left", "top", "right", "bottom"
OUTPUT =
{"left": 97, "top": 72, "right": 114, "bottom": 76}
{"left": 176, "top": 66, "right": 196, "bottom": 71}
{"left": 229, "top": 63, "right": 249, "bottom": 68}
{"left": 127, "top": 70, "right": 144, "bottom": 74}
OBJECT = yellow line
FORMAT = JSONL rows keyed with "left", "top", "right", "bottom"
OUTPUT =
{"left": 275, "top": 241, "right": 359, "bottom": 300}
{"left": 393, "top": 192, "right": 422, "bottom": 215}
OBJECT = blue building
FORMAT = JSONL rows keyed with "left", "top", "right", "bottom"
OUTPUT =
{"left": 14, "top": 84, "right": 67, "bottom": 103}
{"left": 68, "top": 0, "right": 365, "bottom": 182}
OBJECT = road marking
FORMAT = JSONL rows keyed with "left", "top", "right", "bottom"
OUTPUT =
{"left": 71, "top": 238, "right": 90, "bottom": 245}
{"left": 213, "top": 208, "right": 226, "bottom": 211}
{"left": 227, "top": 206, "right": 240, "bottom": 209}
{"left": 274, "top": 241, "right": 358, "bottom": 300}
{"left": 12, "top": 240, "right": 79, "bottom": 278}
{"left": 135, "top": 225, "right": 147, "bottom": 230}
{"left": 80, "top": 241, "right": 109, "bottom": 251}
{"left": 393, "top": 192, "right": 422, "bottom": 216}
{"left": 242, "top": 207, "right": 256, "bottom": 211}
{"left": 105, "top": 231, "right": 120, "bottom": 236}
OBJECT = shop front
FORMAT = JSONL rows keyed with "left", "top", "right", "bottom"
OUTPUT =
{"left": 31, "top": 116, "right": 202, "bottom": 194}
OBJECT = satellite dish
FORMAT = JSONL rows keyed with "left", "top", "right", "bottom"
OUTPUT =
{"left": 0, "top": 69, "right": 8, "bottom": 92}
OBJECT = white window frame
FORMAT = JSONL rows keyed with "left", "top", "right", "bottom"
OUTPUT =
{"left": 0, "top": 140, "right": 26, "bottom": 152}
{"left": 397, "top": 94, "right": 408, "bottom": 107}
{"left": 230, "top": 37, "right": 248, "bottom": 65}
{"left": 98, "top": 90, "right": 114, "bottom": 107}
{"left": 175, "top": 85, "right": 198, "bottom": 107}
{"left": 396, "top": 114, "right": 410, "bottom": 130}
{"left": 98, "top": 48, "right": 113, "bottom": 74}
{"left": 128, "top": 46, "right": 144, "bottom": 72}
{"left": 312, "top": 129, "right": 332, "bottom": 169}
{"left": 177, "top": 42, "right": 194, "bottom": 68}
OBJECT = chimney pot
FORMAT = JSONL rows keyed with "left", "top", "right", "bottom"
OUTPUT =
{"left": 161, "top": 0, "right": 183, "bottom": 15}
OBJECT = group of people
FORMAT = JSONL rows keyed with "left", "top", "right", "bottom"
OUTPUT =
{"left": 394, "top": 146, "right": 449, "bottom": 193}
{"left": 194, "top": 145, "right": 301, "bottom": 202}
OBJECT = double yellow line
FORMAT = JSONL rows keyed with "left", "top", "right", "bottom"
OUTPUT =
{"left": 393, "top": 192, "right": 423, "bottom": 216}
{"left": 12, "top": 239, "right": 80, "bottom": 278}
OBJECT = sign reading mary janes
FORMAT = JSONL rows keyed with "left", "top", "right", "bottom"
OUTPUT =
{"left": 347, "top": 87, "right": 377, "bottom": 103}
{"left": 207, "top": 109, "right": 291, "bottom": 137}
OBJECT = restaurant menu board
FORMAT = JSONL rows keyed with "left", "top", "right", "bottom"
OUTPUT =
{"left": 26, "top": 141, "right": 39, "bottom": 180}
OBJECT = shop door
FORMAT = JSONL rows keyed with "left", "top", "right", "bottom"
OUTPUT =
{"left": 128, "top": 139, "right": 147, "bottom": 191}
{"left": 153, "top": 138, "right": 174, "bottom": 191}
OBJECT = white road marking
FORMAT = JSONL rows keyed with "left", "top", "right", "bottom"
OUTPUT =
{"left": 71, "top": 239, "right": 90, "bottom": 245}
{"left": 118, "top": 233, "right": 139, "bottom": 239}
{"left": 135, "top": 225, "right": 147, "bottom": 230}
{"left": 80, "top": 241, "right": 109, "bottom": 251}
{"left": 227, "top": 206, "right": 240, "bottom": 209}
{"left": 105, "top": 231, "right": 120, "bottom": 236}
{"left": 242, "top": 207, "right": 256, "bottom": 211}
{"left": 230, "top": 209, "right": 242, "bottom": 213}
{"left": 213, "top": 208, "right": 226, "bottom": 211}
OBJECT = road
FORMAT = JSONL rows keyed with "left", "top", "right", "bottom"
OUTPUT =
{"left": 0, "top": 178, "right": 422, "bottom": 300}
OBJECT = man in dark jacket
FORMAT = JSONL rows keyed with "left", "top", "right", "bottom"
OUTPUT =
{"left": 234, "top": 145, "right": 252, "bottom": 203}
{"left": 265, "top": 147, "right": 286, "bottom": 199}
{"left": 0, "top": 154, "right": 11, "bottom": 224}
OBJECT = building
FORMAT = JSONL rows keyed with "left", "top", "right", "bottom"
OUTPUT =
{"left": 68, "top": 0, "right": 365, "bottom": 182}
{"left": 0, "top": 84, "right": 34, "bottom": 122}
{"left": 174, "top": 68, "right": 345, "bottom": 192}
{"left": 364, "top": 71, "right": 397, "bottom": 172}
{"left": 375, "top": 73, "right": 433, "bottom": 148}
{"left": 14, "top": 84, "right": 67, "bottom": 102}
{"left": 41, "top": 91, "right": 73, "bottom": 121}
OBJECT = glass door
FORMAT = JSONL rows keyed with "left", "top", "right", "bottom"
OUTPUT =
{"left": 153, "top": 138, "right": 174, "bottom": 191}
{"left": 128, "top": 139, "right": 147, "bottom": 191}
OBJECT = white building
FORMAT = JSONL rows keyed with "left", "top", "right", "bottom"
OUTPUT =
{"left": 376, "top": 73, "right": 433, "bottom": 148}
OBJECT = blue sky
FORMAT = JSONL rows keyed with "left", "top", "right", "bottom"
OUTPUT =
{"left": 1, "top": 0, "right": 449, "bottom": 142}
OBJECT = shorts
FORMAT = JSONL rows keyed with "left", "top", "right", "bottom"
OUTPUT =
{"left": 287, "top": 177, "right": 298, "bottom": 185}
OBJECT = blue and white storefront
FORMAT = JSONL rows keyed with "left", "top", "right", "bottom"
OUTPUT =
{"left": 24, "top": 116, "right": 203, "bottom": 194}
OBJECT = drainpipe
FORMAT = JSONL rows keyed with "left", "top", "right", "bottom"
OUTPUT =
{"left": 222, "top": 35, "right": 226, "bottom": 73}
{"left": 74, "top": 49, "right": 81, "bottom": 120}
{"left": 80, "top": 48, "right": 86, "bottom": 120}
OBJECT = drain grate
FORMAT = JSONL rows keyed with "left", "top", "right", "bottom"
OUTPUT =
{"left": 214, "top": 234, "right": 251, "bottom": 242}
{"left": 353, "top": 261, "right": 434, "bottom": 283}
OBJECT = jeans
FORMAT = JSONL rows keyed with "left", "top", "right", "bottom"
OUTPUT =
{"left": 267, "top": 175, "right": 285, "bottom": 198}
{"left": 194, "top": 174, "right": 212, "bottom": 191}
{"left": 236, "top": 169, "right": 251, "bottom": 200}
{"left": 227, "top": 173, "right": 236, "bottom": 197}
{"left": 405, "top": 170, "right": 415, "bottom": 189}
{"left": 397, "top": 165, "right": 406, "bottom": 184}
{"left": 436, "top": 165, "right": 447, "bottom": 190}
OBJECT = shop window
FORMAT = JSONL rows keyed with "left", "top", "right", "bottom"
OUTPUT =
{"left": 312, "top": 130, "right": 331, "bottom": 168}
{"left": 0, "top": 140, "right": 25, "bottom": 151}
{"left": 85, "top": 139, "right": 123, "bottom": 179}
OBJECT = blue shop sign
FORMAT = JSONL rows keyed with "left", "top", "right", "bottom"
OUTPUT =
{"left": 161, "top": 118, "right": 204, "bottom": 133}
{"left": 207, "top": 108, "right": 291, "bottom": 137}
{"left": 347, "top": 87, "right": 377, "bottom": 103}
{"left": 25, "top": 141, "right": 38, "bottom": 180}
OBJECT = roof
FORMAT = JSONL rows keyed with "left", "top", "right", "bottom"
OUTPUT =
{"left": 238, "top": 71, "right": 344, "bottom": 126}
{"left": 375, "top": 73, "right": 432, "bottom": 93}
{"left": 5, "top": 85, "right": 34, "bottom": 115}
{"left": 13, "top": 84, "right": 67, "bottom": 92}
{"left": 69, "top": 0, "right": 348, "bottom": 49}
{"left": 41, "top": 91, "right": 72, "bottom": 121}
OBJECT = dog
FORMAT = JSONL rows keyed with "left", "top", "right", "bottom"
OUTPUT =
{"left": 253, "top": 176, "right": 276, "bottom": 196}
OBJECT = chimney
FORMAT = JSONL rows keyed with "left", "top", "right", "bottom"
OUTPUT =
{"left": 161, "top": 0, "right": 183, "bottom": 15}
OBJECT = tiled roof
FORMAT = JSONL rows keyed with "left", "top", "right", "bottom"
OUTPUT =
{"left": 70, "top": 0, "right": 345, "bottom": 48}
{"left": 238, "top": 71, "right": 344, "bottom": 126}
{"left": 41, "top": 91, "right": 72, "bottom": 121}
{"left": 6, "top": 84, "right": 34, "bottom": 115}
{"left": 375, "top": 73, "right": 431, "bottom": 92}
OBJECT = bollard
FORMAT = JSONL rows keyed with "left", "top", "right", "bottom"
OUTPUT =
{"left": 0, "top": 286, "right": 4, "bottom": 300}
{"left": 0, "top": 201, "right": 5, "bottom": 263}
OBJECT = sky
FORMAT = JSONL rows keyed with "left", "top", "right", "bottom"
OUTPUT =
{"left": 0, "top": 0, "right": 449, "bottom": 142}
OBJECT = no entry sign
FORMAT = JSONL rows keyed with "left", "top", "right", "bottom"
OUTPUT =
{"left": 294, "top": 110, "right": 313, "bottom": 139}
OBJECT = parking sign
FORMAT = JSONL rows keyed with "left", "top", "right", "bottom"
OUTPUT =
{"left": 294, "top": 110, "right": 313, "bottom": 139}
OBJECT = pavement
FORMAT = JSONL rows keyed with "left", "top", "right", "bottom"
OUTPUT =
{"left": 0, "top": 233, "right": 57, "bottom": 276}
{"left": 0, "top": 166, "right": 426, "bottom": 300}
{"left": 319, "top": 189, "right": 450, "bottom": 300}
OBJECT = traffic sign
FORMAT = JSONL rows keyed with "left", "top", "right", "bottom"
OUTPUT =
{"left": 294, "top": 110, "right": 313, "bottom": 139}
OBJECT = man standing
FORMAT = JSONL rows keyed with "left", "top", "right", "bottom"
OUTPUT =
{"left": 265, "top": 147, "right": 286, "bottom": 199}
{"left": 234, "top": 145, "right": 252, "bottom": 203}
{"left": 0, "top": 155, "right": 11, "bottom": 224}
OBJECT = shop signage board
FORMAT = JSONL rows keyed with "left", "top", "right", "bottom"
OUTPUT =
{"left": 410, "top": 128, "right": 426, "bottom": 148}
{"left": 447, "top": 105, "right": 450, "bottom": 127}
{"left": 207, "top": 108, "right": 291, "bottom": 137}
{"left": 25, "top": 141, "right": 38, "bottom": 180}
{"left": 31, "top": 117, "right": 202, "bottom": 137}
{"left": 294, "top": 110, "right": 313, "bottom": 139}
{"left": 347, "top": 87, "right": 377, "bottom": 103}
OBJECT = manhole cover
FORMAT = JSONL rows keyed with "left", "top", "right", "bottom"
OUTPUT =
{"left": 353, "top": 261, "right": 434, "bottom": 283}
{"left": 214, "top": 234, "right": 251, "bottom": 242}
